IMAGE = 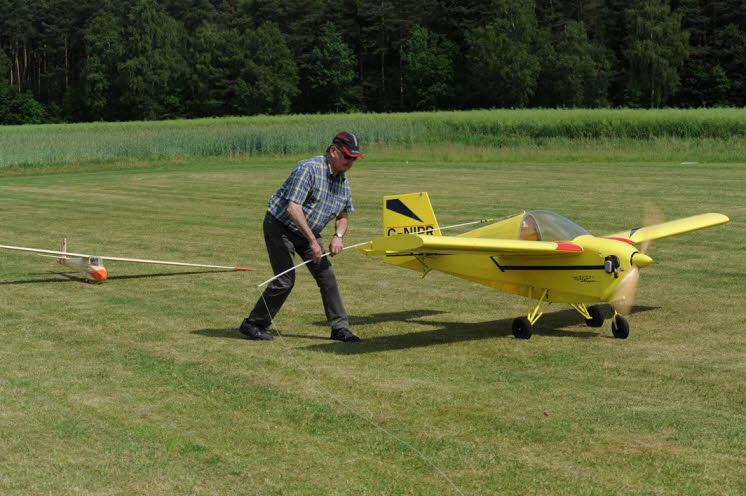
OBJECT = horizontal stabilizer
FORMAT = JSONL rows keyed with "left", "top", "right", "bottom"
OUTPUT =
{"left": 603, "top": 213, "right": 729, "bottom": 244}
{"left": 358, "top": 234, "right": 583, "bottom": 257}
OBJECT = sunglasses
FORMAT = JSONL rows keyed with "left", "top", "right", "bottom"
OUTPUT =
{"left": 336, "top": 146, "right": 357, "bottom": 161}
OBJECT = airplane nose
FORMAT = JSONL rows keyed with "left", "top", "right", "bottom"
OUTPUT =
{"left": 631, "top": 252, "right": 653, "bottom": 268}
{"left": 86, "top": 267, "right": 108, "bottom": 281}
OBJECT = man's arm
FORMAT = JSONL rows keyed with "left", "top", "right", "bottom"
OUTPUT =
{"left": 329, "top": 212, "right": 348, "bottom": 257}
{"left": 286, "top": 201, "right": 323, "bottom": 263}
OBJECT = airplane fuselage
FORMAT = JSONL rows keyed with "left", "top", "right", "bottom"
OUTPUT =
{"left": 59, "top": 256, "right": 108, "bottom": 282}
{"left": 385, "top": 235, "right": 641, "bottom": 304}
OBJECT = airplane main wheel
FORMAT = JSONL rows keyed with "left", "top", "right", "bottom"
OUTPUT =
{"left": 611, "top": 315, "right": 630, "bottom": 339}
{"left": 512, "top": 317, "right": 533, "bottom": 339}
{"left": 585, "top": 305, "right": 605, "bottom": 328}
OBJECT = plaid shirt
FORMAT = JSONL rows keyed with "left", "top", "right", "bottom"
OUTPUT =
{"left": 267, "top": 155, "right": 354, "bottom": 235}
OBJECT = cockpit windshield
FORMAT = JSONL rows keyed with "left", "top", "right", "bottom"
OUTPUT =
{"left": 518, "top": 210, "right": 589, "bottom": 241}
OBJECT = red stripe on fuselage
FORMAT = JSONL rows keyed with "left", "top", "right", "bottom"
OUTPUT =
{"left": 555, "top": 243, "right": 583, "bottom": 252}
{"left": 605, "top": 237, "right": 635, "bottom": 245}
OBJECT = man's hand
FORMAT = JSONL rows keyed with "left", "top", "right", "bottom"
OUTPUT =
{"left": 330, "top": 213, "right": 348, "bottom": 258}
{"left": 311, "top": 239, "right": 323, "bottom": 263}
{"left": 329, "top": 236, "right": 343, "bottom": 256}
{"left": 286, "top": 201, "right": 324, "bottom": 263}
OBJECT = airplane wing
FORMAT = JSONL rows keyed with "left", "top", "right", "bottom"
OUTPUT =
{"left": 602, "top": 213, "right": 729, "bottom": 244}
{"left": 358, "top": 234, "right": 583, "bottom": 257}
{"left": 0, "top": 244, "right": 254, "bottom": 271}
{"left": 0, "top": 244, "right": 93, "bottom": 258}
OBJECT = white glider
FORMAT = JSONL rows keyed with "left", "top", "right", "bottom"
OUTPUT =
{"left": 0, "top": 239, "right": 254, "bottom": 282}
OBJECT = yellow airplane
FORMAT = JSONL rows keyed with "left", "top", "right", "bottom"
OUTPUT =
{"left": 358, "top": 193, "right": 729, "bottom": 339}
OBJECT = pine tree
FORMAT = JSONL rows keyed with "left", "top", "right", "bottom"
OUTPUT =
{"left": 184, "top": 21, "right": 232, "bottom": 117}
{"left": 674, "top": 0, "right": 711, "bottom": 106}
{"left": 465, "top": 0, "right": 549, "bottom": 108}
{"left": 303, "top": 22, "right": 358, "bottom": 113}
{"left": 227, "top": 22, "right": 298, "bottom": 115}
{"left": 713, "top": 22, "right": 746, "bottom": 106}
{"left": 401, "top": 25, "right": 455, "bottom": 110}
{"left": 116, "top": 0, "right": 187, "bottom": 119}
{"left": 79, "top": 1, "right": 124, "bottom": 119}
{"left": 539, "top": 21, "right": 612, "bottom": 107}
{"left": 623, "top": 0, "right": 689, "bottom": 107}
{"left": 359, "top": 0, "right": 414, "bottom": 110}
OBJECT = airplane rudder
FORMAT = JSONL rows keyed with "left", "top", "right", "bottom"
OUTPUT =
{"left": 382, "top": 192, "right": 440, "bottom": 237}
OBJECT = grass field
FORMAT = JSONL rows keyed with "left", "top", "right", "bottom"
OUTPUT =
{"left": 3, "top": 108, "right": 746, "bottom": 170}
{"left": 1, "top": 131, "right": 745, "bottom": 494}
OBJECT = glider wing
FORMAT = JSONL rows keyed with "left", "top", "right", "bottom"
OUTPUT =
{"left": 0, "top": 244, "right": 92, "bottom": 258}
{"left": 602, "top": 213, "right": 729, "bottom": 245}
{"left": 0, "top": 244, "right": 254, "bottom": 271}
{"left": 358, "top": 234, "right": 583, "bottom": 257}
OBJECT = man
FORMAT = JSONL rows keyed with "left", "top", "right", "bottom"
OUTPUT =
{"left": 239, "top": 132, "right": 363, "bottom": 342}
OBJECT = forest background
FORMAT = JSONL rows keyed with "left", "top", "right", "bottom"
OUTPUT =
{"left": 1, "top": 0, "right": 745, "bottom": 125}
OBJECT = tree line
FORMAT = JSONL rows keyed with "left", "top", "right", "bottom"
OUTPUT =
{"left": 1, "top": 0, "right": 745, "bottom": 124}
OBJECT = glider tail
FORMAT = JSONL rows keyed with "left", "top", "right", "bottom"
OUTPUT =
{"left": 57, "top": 238, "right": 67, "bottom": 264}
{"left": 383, "top": 192, "right": 441, "bottom": 237}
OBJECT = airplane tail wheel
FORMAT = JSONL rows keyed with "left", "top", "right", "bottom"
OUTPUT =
{"left": 611, "top": 315, "right": 630, "bottom": 339}
{"left": 512, "top": 317, "right": 533, "bottom": 339}
{"left": 585, "top": 305, "right": 605, "bottom": 327}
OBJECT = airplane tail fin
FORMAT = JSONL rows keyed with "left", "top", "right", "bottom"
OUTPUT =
{"left": 57, "top": 238, "right": 67, "bottom": 264}
{"left": 378, "top": 193, "right": 440, "bottom": 274}
{"left": 383, "top": 192, "right": 441, "bottom": 237}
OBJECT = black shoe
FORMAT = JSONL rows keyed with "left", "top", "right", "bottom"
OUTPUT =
{"left": 239, "top": 320, "right": 273, "bottom": 341}
{"left": 330, "top": 327, "right": 360, "bottom": 343}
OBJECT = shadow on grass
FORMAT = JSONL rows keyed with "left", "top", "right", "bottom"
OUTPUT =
{"left": 192, "top": 328, "right": 245, "bottom": 340}
{"left": 299, "top": 305, "right": 659, "bottom": 355}
{"left": 310, "top": 309, "right": 450, "bottom": 328}
{"left": 192, "top": 310, "right": 454, "bottom": 341}
{"left": 0, "top": 269, "right": 235, "bottom": 285}
{"left": 190, "top": 327, "right": 331, "bottom": 341}
{"left": 189, "top": 305, "right": 659, "bottom": 351}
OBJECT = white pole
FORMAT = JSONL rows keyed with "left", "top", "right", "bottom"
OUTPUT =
{"left": 257, "top": 217, "right": 502, "bottom": 288}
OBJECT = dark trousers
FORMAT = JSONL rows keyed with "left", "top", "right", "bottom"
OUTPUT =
{"left": 247, "top": 212, "right": 349, "bottom": 330}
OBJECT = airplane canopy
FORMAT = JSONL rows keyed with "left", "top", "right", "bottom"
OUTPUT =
{"left": 520, "top": 210, "right": 589, "bottom": 242}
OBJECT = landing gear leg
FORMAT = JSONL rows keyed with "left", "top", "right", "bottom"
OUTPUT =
{"left": 572, "top": 303, "right": 605, "bottom": 328}
{"left": 513, "top": 288, "right": 550, "bottom": 340}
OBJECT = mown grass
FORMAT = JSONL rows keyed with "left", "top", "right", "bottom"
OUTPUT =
{"left": 0, "top": 147, "right": 744, "bottom": 495}
{"left": 2, "top": 108, "right": 746, "bottom": 170}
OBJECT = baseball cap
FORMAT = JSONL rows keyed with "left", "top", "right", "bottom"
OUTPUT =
{"left": 332, "top": 131, "right": 364, "bottom": 159}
